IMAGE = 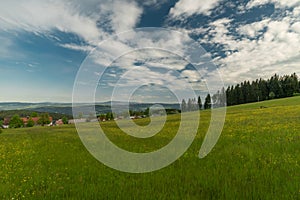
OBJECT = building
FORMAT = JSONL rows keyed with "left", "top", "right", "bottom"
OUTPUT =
{"left": 68, "top": 119, "right": 87, "bottom": 124}
{"left": 3, "top": 116, "right": 53, "bottom": 127}
{"left": 21, "top": 116, "right": 53, "bottom": 125}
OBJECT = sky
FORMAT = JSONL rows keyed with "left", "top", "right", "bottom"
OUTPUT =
{"left": 0, "top": 0, "right": 299, "bottom": 103}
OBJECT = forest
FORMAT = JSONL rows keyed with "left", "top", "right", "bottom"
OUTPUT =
{"left": 182, "top": 73, "right": 300, "bottom": 111}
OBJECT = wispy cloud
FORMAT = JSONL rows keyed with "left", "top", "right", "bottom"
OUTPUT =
{"left": 0, "top": 0, "right": 144, "bottom": 51}
{"left": 213, "top": 14, "right": 300, "bottom": 84}
{"left": 246, "top": 0, "right": 300, "bottom": 9}
{"left": 0, "top": 1, "right": 101, "bottom": 44}
{"left": 59, "top": 43, "right": 94, "bottom": 52}
{"left": 169, "top": 0, "right": 222, "bottom": 18}
{"left": 168, "top": 1, "right": 300, "bottom": 85}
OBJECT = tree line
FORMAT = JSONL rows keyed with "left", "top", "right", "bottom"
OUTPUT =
{"left": 226, "top": 73, "right": 299, "bottom": 106}
{"left": 182, "top": 73, "right": 299, "bottom": 111}
{"left": 1, "top": 112, "right": 69, "bottom": 129}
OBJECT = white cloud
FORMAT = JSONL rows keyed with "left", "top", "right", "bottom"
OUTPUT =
{"left": 293, "top": 6, "right": 300, "bottom": 16}
{"left": 0, "top": 0, "right": 143, "bottom": 50}
{"left": 90, "top": 28, "right": 210, "bottom": 72}
{"left": 169, "top": 0, "right": 222, "bottom": 18}
{"left": 59, "top": 43, "right": 94, "bottom": 52}
{"left": 141, "top": 0, "right": 169, "bottom": 7}
{"left": 210, "top": 16, "right": 300, "bottom": 85}
{"left": 238, "top": 19, "right": 270, "bottom": 38}
{"left": 99, "top": 0, "right": 143, "bottom": 33}
{"left": 199, "top": 18, "right": 235, "bottom": 52}
{"left": 291, "top": 22, "right": 300, "bottom": 33}
{"left": 181, "top": 70, "right": 202, "bottom": 82}
{"left": 0, "top": 1, "right": 101, "bottom": 44}
{"left": 113, "top": 66, "right": 195, "bottom": 95}
{"left": 0, "top": 35, "right": 13, "bottom": 59}
{"left": 247, "top": 0, "right": 300, "bottom": 9}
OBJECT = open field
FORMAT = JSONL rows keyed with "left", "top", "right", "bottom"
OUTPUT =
{"left": 0, "top": 97, "right": 299, "bottom": 199}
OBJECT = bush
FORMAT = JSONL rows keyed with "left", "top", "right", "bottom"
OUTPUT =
{"left": 27, "top": 118, "right": 35, "bottom": 127}
{"left": 38, "top": 113, "right": 51, "bottom": 126}
{"left": 9, "top": 115, "right": 24, "bottom": 128}
{"left": 62, "top": 116, "right": 68, "bottom": 124}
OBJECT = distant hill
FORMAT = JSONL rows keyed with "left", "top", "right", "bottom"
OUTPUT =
{"left": 0, "top": 102, "right": 181, "bottom": 117}
{"left": 0, "top": 110, "right": 73, "bottom": 121}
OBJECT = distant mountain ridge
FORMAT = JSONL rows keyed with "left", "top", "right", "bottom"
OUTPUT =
{"left": 0, "top": 102, "right": 181, "bottom": 116}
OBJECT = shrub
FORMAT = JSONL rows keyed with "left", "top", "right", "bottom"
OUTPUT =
{"left": 62, "top": 116, "right": 68, "bottom": 124}
{"left": 38, "top": 113, "right": 51, "bottom": 126}
{"left": 9, "top": 115, "right": 24, "bottom": 128}
{"left": 27, "top": 118, "right": 35, "bottom": 127}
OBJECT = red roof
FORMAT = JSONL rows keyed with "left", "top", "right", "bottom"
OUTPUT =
{"left": 21, "top": 117, "right": 53, "bottom": 124}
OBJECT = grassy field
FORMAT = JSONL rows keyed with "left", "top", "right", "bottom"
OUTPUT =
{"left": 0, "top": 97, "right": 299, "bottom": 199}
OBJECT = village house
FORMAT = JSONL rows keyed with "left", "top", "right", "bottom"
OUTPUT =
{"left": 3, "top": 118, "right": 10, "bottom": 128}
{"left": 21, "top": 116, "right": 53, "bottom": 126}
{"left": 3, "top": 116, "right": 53, "bottom": 128}
{"left": 68, "top": 119, "right": 87, "bottom": 124}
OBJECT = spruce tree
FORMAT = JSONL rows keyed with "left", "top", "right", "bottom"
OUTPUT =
{"left": 204, "top": 94, "right": 212, "bottom": 109}
{"left": 197, "top": 96, "right": 202, "bottom": 110}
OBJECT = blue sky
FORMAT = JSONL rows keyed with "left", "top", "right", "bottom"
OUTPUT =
{"left": 0, "top": 0, "right": 299, "bottom": 102}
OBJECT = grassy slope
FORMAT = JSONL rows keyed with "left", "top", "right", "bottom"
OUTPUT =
{"left": 0, "top": 97, "right": 299, "bottom": 199}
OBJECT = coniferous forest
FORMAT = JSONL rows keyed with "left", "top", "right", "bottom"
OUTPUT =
{"left": 182, "top": 73, "right": 300, "bottom": 111}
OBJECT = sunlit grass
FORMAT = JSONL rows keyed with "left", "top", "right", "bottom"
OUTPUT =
{"left": 0, "top": 97, "right": 299, "bottom": 199}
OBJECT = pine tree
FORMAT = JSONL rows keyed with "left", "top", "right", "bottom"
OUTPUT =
{"left": 197, "top": 96, "right": 202, "bottom": 110}
{"left": 188, "top": 98, "right": 193, "bottom": 112}
{"left": 181, "top": 99, "right": 187, "bottom": 112}
{"left": 220, "top": 87, "right": 226, "bottom": 107}
{"left": 204, "top": 94, "right": 212, "bottom": 109}
{"left": 259, "top": 78, "right": 269, "bottom": 101}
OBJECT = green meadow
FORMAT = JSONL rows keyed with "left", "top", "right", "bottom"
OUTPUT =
{"left": 0, "top": 97, "right": 299, "bottom": 199}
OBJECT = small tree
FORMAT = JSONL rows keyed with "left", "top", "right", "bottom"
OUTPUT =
{"left": 77, "top": 112, "right": 83, "bottom": 119}
{"left": 98, "top": 114, "right": 106, "bottom": 121}
{"left": 26, "top": 118, "right": 35, "bottom": 127}
{"left": 30, "top": 112, "right": 38, "bottom": 117}
{"left": 38, "top": 113, "right": 51, "bottom": 126}
{"left": 62, "top": 116, "right": 68, "bottom": 124}
{"left": 269, "top": 91, "right": 276, "bottom": 100}
{"left": 144, "top": 108, "right": 150, "bottom": 117}
{"left": 9, "top": 115, "right": 24, "bottom": 128}
{"left": 106, "top": 112, "right": 114, "bottom": 121}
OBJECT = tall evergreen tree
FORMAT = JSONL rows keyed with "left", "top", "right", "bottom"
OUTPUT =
{"left": 204, "top": 94, "right": 212, "bottom": 110}
{"left": 212, "top": 92, "right": 218, "bottom": 107}
{"left": 187, "top": 98, "right": 192, "bottom": 112}
{"left": 220, "top": 87, "right": 226, "bottom": 107}
{"left": 207, "top": 73, "right": 299, "bottom": 107}
{"left": 259, "top": 78, "right": 269, "bottom": 101}
{"left": 181, "top": 99, "right": 187, "bottom": 112}
{"left": 235, "top": 84, "right": 244, "bottom": 104}
{"left": 197, "top": 96, "right": 202, "bottom": 110}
